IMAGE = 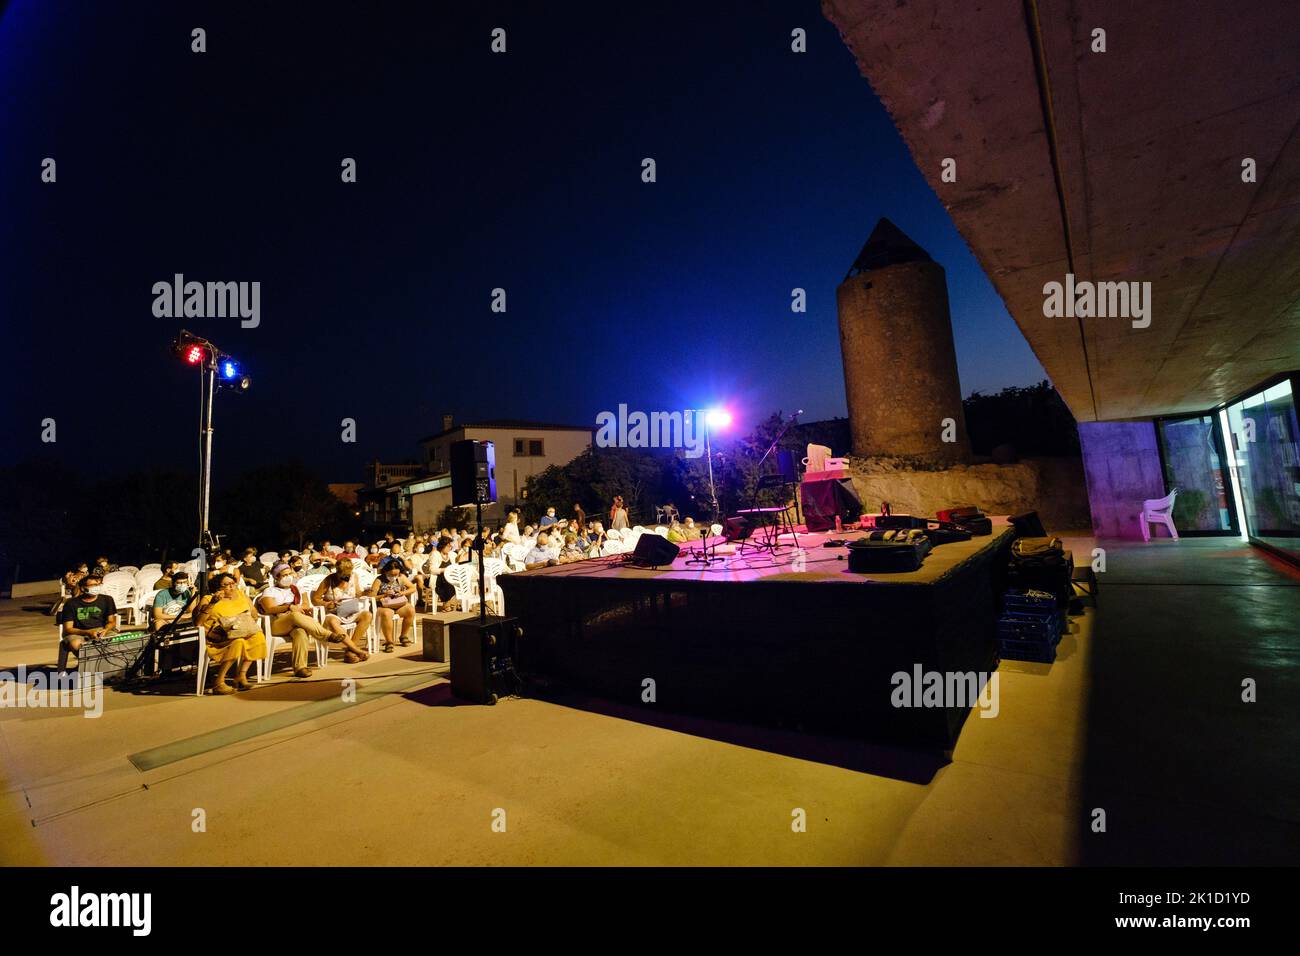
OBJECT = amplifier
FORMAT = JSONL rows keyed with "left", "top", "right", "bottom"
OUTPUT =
{"left": 449, "top": 616, "right": 521, "bottom": 705}
{"left": 157, "top": 625, "right": 202, "bottom": 675}
{"left": 80, "top": 631, "right": 152, "bottom": 683}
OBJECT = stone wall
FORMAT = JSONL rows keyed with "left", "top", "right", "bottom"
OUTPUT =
{"left": 846, "top": 455, "right": 1091, "bottom": 532}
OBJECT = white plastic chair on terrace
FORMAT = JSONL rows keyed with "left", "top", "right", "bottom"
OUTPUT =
{"left": 136, "top": 588, "right": 161, "bottom": 626}
{"left": 259, "top": 552, "right": 279, "bottom": 569}
{"left": 257, "top": 613, "right": 328, "bottom": 683}
{"left": 328, "top": 545, "right": 343, "bottom": 555}
{"left": 1140, "top": 488, "right": 1180, "bottom": 542}
{"left": 117, "top": 565, "right": 139, "bottom": 576}
{"left": 101, "top": 571, "right": 137, "bottom": 625}
{"left": 654, "top": 526, "right": 669, "bottom": 538}
{"left": 481, "top": 557, "right": 506, "bottom": 615}
{"left": 442, "top": 563, "right": 480, "bottom": 613}
{"left": 134, "top": 567, "right": 160, "bottom": 598}
{"left": 710, "top": 523, "right": 723, "bottom": 537}
{"left": 502, "top": 543, "right": 529, "bottom": 572}
{"left": 353, "top": 564, "right": 377, "bottom": 593}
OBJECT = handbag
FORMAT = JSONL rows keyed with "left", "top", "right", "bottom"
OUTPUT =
{"left": 335, "top": 598, "right": 362, "bottom": 618}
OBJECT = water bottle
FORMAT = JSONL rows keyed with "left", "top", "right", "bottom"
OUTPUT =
{"left": 835, "top": 515, "right": 843, "bottom": 533}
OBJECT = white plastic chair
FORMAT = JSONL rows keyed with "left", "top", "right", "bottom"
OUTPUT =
{"left": 101, "top": 571, "right": 137, "bottom": 625}
{"left": 134, "top": 567, "right": 160, "bottom": 598}
{"left": 257, "top": 613, "right": 328, "bottom": 682}
{"left": 442, "top": 563, "right": 480, "bottom": 613}
{"left": 1141, "top": 488, "right": 1180, "bottom": 541}
{"left": 136, "top": 588, "right": 161, "bottom": 626}
{"left": 502, "top": 543, "right": 529, "bottom": 572}
{"left": 117, "top": 565, "right": 139, "bottom": 576}
{"left": 710, "top": 523, "right": 723, "bottom": 537}
{"left": 653, "top": 526, "right": 669, "bottom": 538}
{"left": 481, "top": 557, "right": 507, "bottom": 615}
{"left": 259, "top": 552, "right": 279, "bottom": 569}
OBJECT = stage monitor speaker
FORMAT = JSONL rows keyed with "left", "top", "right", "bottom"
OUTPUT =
{"left": 629, "top": 533, "right": 680, "bottom": 567}
{"left": 1010, "top": 510, "right": 1046, "bottom": 538}
{"left": 775, "top": 449, "right": 799, "bottom": 484}
{"left": 723, "top": 515, "right": 753, "bottom": 541}
{"left": 800, "top": 478, "right": 863, "bottom": 532}
{"left": 450, "top": 439, "right": 497, "bottom": 506}
{"left": 450, "top": 616, "right": 519, "bottom": 704}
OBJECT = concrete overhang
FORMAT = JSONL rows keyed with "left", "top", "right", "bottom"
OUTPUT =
{"left": 823, "top": 0, "right": 1300, "bottom": 421}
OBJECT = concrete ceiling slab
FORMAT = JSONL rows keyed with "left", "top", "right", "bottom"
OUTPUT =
{"left": 823, "top": 0, "right": 1300, "bottom": 421}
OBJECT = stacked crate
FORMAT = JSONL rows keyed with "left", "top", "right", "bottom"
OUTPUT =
{"left": 996, "top": 588, "right": 1061, "bottom": 663}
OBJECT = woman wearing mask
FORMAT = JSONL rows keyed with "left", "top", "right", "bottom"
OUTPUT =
{"left": 195, "top": 572, "right": 267, "bottom": 694}
{"left": 371, "top": 561, "right": 417, "bottom": 651}
{"left": 313, "top": 559, "right": 372, "bottom": 663}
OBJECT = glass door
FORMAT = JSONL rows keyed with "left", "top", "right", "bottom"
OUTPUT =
{"left": 1223, "top": 377, "right": 1300, "bottom": 561}
{"left": 1157, "top": 414, "right": 1237, "bottom": 534}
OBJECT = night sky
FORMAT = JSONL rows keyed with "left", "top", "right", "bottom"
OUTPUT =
{"left": 0, "top": 0, "right": 1045, "bottom": 484}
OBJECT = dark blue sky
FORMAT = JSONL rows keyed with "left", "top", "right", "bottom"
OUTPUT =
{"left": 0, "top": 0, "right": 1045, "bottom": 482}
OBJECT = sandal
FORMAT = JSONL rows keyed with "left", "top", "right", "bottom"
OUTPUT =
{"left": 400, "top": 636, "right": 412, "bottom": 647}
{"left": 383, "top": 643, "right": 395, "bottom": 653}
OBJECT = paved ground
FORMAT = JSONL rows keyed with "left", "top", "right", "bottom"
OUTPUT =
{"left": 0, "top": 535, "right": 1294, "bottom": 866}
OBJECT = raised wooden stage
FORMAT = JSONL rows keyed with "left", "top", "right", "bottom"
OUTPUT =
{"left": 497, "top": 520, "right": 1015, "bottom": 752}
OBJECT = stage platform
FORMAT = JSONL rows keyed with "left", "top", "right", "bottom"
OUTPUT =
{"left": 499, "top": 520, "right": 1016, "bottom": 752}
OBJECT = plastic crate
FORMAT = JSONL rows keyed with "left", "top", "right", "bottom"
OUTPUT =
{"left": 997, "top": 611, "right": 1060, "bottom": 642}
{"left": 999, "top": 635, "right": 1057, "bottom": 663}
{"left": 1003, "top": 588, "right": 1056, "bottom": 613}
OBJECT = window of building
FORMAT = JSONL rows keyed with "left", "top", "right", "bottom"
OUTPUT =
{"left": 514, "top": 438, "right": 544, "bottom": 456}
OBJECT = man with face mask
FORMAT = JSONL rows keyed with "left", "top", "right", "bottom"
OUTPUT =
{"left": 57, "top": 573, "right": 119, "bottom": 670}
{"left": 152, "top": 570, "right": 196, "bottom": 630}
{"left": 239, "top": 548, "right": 267, "bottom": 589}
{"left": 256, "top": 563, "right": 334, "bottom": 678}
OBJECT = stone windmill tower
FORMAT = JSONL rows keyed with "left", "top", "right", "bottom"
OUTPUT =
{"left": 836, "top": 218, "right": 970, "bottom": 462}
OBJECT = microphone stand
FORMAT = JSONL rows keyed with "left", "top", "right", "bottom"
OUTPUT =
{"left": 685, "top": 525, "right": 722, "bottom": 566}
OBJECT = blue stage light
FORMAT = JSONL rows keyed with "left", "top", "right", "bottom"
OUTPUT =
{"left": 222, "top": 359, "right": 238, "bottom": 379}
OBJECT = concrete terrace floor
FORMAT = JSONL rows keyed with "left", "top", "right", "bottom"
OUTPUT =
{"left": 0, "top": 535, "right": 1295, "bottom": 866}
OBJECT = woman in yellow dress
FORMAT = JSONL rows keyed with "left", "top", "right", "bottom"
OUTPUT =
{"left": 196, "top": 571, "right": 267, "bottom": 694}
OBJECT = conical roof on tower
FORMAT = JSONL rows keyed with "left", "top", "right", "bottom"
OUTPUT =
{"left": 844, "top": 217, "right": 933, "bottom": 279}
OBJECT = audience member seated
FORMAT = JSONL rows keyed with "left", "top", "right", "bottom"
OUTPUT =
{"left": 524, "top": 532, "right": 559, "bottom": 569}
{"left": 152, "top": 570, "right": 196, "bottom": 630}
{"left": 57, "top": 572, "right": 119, "bottom": 670}
{"left": 257, "top": 564, "right": 335, "bottom": 678}
{"left": 314, "top": 559, "right": 372, "bottom": 663}
{"left": 152, "top": 561, "right": 179, "bottom": 590}
{"left": 195, "top": 572, "right": 267, "bottom": 694}
{"left": 239, "top": 548, "right": 267, "bottom": 589}
{"left": 539, "top": 506, "right": 558, "bottom": 528}
{"left": 371, "top": 562, "right": 416, "bottom": 651}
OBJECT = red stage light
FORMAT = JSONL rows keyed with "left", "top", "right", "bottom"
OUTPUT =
{"left": 185, "top": 345, "right": 204, "bottom": 364}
